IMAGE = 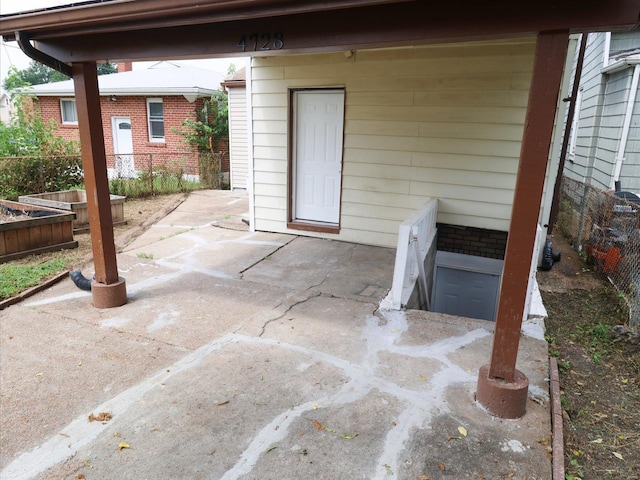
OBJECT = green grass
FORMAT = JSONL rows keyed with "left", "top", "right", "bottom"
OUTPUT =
{"left": 0, "top": 257, "right": 67, "bottom": 300}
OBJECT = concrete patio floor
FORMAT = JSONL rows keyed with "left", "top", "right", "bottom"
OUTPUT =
{"left": 0, "top": 190, "right": 552, "bottom": 479}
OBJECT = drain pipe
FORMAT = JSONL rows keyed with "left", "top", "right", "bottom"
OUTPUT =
{"left": 15, "top": 31, "right": 72, "bottom": 76}
{"left": 548, "top": 33, "right": 588, "bottom": 234}
{"left": 610, "top": 64, "right": 640, "bottom": 190}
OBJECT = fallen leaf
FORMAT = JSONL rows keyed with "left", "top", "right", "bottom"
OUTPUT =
{"left": 265, "top": 446, "right": 278, "bottom": 454}
{"left": 458, "top": 426, "right": 468, "bottom": 437}
{"left": 612, "top": 452, "right": 624, "bottom": 460}
{"left": 438, "top": 462, "right": 446, "bottom": 471}
{"left": 117, "top": 442, "right": 130, "bottom": 450}
{"left": 215, "top": 400, "right": 230, "bottom": 406}
{"left": 538, "top": 437, "right": 550, "bottom": 446}
{"left": 417, "top": 475, "right": 430, "bottom": 480}
{"left": 35, "top": 372, "right": 43, "bottom": 377}
{"left": 88, "top": 412, "right": 112, "bottom": 422}
{"left": 76, "top": 475, "right": 86, "bottom": 480}
{"left": 590, "top": 438, "right": 603, "bottom": 444}
{"left": 340, "top": 432, "right": 360, "bottom": 439}
{"left": 383, "top": 464, "right": 394, "bottom": 475}
{"left": 312, "top": 403, "right": 318, "bottom": 410}
{"left": 313, "top": 420, "right": 325, "bottom": 431}
{"left": 77, "top": 361, "right": 82, "bottom": 367}
{"left": 419, "top": 374, "right": 426, "bottom": 381}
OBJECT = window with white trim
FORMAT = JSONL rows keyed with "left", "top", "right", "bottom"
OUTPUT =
{"left": 147, "top": 98, "right": 165, "bottom": 142}
{"left": 60, "top": 99, "right": 78, "bottom": 124}
{"left": 568, "top": 88, "right": 583, "bottom": 158}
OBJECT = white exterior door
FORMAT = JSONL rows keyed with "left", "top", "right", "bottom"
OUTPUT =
{"left": 293, "top": 90, "right": 344, "bottom": 225}
{"left": 112, "top": 116, "right": 135, "bottom": 178}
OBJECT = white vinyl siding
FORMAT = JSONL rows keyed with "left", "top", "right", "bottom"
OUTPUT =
{"left": 147, "top": 98, "right": 165, "bottom": 142}
{"left": 251, "top": 39, "right": 536, "bottom": 247}
{"left": 228, "top": 86, "right": 248, "bottom": 190}
{"left": 60, "top": 98, "right": 78, "bottom": 124}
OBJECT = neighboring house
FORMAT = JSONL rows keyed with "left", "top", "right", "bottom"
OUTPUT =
{"left": 24, "top": 61, "right": 228, "bottom": 178}
{"left": 221, "top": 67, "right": 248, "bottom": 191}
{"left": 564, "top": 31, "right": 640, "bottom": 194}
{"left": 0, "top": 92, "right": 15, "bottom": 124}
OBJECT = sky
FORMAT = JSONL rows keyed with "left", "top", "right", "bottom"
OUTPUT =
{"left": 0, "top": 0, "right": 244, "bottom": 94}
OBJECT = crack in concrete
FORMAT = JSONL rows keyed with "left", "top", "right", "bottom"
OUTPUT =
{"left": 257, "top": 291, "right": 322, "bottom": 337}
{"left": 238, "top": 235, "right": 299, "bottom": 276}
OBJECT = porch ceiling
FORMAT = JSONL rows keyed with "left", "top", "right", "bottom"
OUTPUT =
{"left": 1, "top": 0, "right": 639, "bottom": 64}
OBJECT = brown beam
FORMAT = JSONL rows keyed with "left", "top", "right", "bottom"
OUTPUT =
{"left": 72, "top": 62, "right": 127, "bottom": 308}
{"left": 5, "top": 1, "right": 640, "bottom": 63}
{"left": 476, "top": 31, "right": 569, "bottom": 418}
{"left": 490, "top": 31, "right": 569, "bottom": 380}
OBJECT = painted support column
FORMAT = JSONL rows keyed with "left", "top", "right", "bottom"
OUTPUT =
{"left": 72, "top": 62, "right": 127, "bottom": 308}
{"left": 477, "top": 31, "right": 569, "bottom": 418}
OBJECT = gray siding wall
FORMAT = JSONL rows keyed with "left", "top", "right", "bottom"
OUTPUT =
{"left": 610, "top": 31, "right": 640, "bottom": 56}
{"left": 621, "top": 79, "right": 640, "bottom": 191}
{"left": 564, "top": 33, "right": 608, "bottom": 185}
{"left": 563, "top": 32, "right": 640, "bottom": 193}
{"left": 594, "top": 69, "right": 630, "bottom": 189}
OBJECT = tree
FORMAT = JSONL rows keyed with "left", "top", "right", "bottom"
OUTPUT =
{"left": 176, "top": 90, "right": 229, "bottom": 156}
{"left": 2, "top": 61, "right": 117, "bottom": 91}
{"left": 0, "top": 95, "right": 82, "bottom": 198}
{"left": 173, "top": 91, "right": 229, "bottom": 188}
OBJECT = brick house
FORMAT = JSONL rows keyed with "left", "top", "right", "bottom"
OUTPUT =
{"left": 25, "top": 61, "right": 229, "bottom": 179}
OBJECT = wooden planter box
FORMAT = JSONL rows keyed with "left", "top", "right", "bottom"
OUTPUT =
{"left": 0, "top": 200, "right": 78, "bottom": 263}
{"left": 19, "top": 189, "right": 126, "bottom": 233}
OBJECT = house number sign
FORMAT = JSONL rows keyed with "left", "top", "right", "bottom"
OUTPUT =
{"left": 237, "top": 33, "right": 284, "bottom": 52}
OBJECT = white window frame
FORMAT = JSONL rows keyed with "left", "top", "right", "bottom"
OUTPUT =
{"left": 146, "top": 98, "right": 165, "bottom": 142}
{"left": 60, "top": 98, "right": 78, "bottom": 125}
{"left": 568, "top": 88, "right": 583, "bottom": 158}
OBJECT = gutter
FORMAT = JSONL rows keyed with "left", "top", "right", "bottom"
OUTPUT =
{"left": 611, "top": 63, "right": 640, "bottom": 189}
{"left": 16, "top": 31, "right": 72, "bottom": 77}
{"left": 547, "top": 34, "right": 587, "bottom": 234}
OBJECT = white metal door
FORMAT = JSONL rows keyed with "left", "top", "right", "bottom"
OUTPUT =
{"left": 112, "top": 116, "right": 135, "bottom": 178}
{"left": 293, "top": 90, "right": 344, "bottom": 224}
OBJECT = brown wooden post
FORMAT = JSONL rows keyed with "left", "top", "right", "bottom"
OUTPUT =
{"left": 476, "top": 31, "right": 569, "bottom": 418}
{"left": 72, "top": 62, "right": 127, "bottom": 308}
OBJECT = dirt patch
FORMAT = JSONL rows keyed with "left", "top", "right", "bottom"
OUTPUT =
{"left": 538, "top": 233, "right": 640, "bottom": 479}
{"left": 5, "top": 193, "right": 185, "bottom": 272}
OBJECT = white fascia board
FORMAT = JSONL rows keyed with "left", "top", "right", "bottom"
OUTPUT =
{"left": 24, "top": 87, "right": 216, "bottom": 98}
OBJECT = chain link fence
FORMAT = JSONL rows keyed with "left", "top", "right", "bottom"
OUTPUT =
{"left": 557, "top": 175, "right": 640, "bottom": 327}
{"left": 0, "top": 151, "right": 225, "bottom": 200}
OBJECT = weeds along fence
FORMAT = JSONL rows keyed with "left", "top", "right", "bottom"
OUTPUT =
{"left": 0, "top": 151, "right": 224, "bottom": 200}
{"left": 557, "top": 175, "right": 640, "bottom": 327}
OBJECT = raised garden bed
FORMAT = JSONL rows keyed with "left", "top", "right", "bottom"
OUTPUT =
{"left": 0, "top": 200, "right": 78, "bottom": 263}
{"left": 19, "top": 189, "right": 126, "bottom": 232}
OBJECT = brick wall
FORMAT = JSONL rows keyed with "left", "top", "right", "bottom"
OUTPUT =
{"left": 35, "top": 95, "right": 230, "bottom": 174}
{"left": 436, "top": 223, "right": 508, "bottom": 260}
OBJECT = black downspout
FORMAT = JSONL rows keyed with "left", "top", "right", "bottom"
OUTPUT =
{"left": 547, "top": 33, "right": 588, "bottom": 234}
